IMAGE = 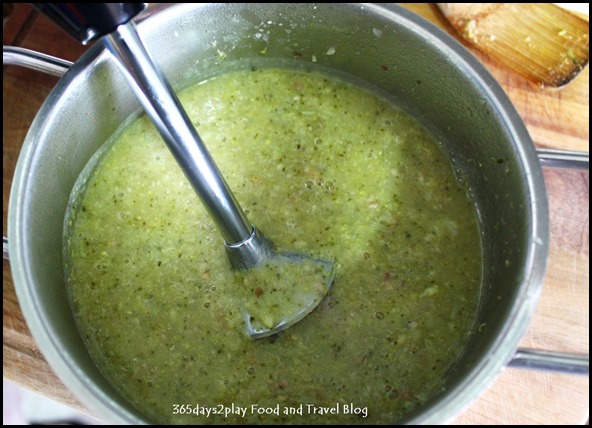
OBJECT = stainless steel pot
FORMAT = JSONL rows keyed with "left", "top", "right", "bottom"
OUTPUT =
{"left": 5, "top": 3, "right": 588, "bottom": 424}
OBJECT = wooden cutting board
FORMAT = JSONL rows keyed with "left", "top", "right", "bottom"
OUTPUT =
{"left": 3, "top": 3, "right": 589, "bottom": 424}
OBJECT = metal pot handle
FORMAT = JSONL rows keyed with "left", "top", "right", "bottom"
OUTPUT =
{"left": 3, "top": 45, "right": 71, "bottom": 77}
{"left": 2, "top": 46, "right": 589, "bottom": 374}
{"left": 509, "top": 348, "right": 588, "bottom": 374}
{"left": 537, "top": 148, "right": 589, "bottom": 170}
{"left": 3, "top": 46, "right": 71, "bottom": 262}
{"left": 509, "top": 149, "right": 589, "bottom": 375}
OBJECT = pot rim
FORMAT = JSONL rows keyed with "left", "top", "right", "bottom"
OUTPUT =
{"left": 8, "top": 3, "right": 549, "bottom": 424}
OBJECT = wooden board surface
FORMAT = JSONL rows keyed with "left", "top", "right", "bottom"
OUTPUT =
{"left": 3, "top": 3, "right": 589, "bottom": 424}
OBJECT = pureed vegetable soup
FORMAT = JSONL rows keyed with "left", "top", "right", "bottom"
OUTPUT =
{"left": 64, "top": 66, "right": 482, "bottom": 424}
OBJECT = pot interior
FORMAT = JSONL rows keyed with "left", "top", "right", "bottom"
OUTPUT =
{"left": 10, "top": 3, "right": 548, "bottom": 424}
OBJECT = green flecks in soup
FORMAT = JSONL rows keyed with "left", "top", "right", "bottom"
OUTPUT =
{"left": 64, "top": 67, "right": 482, "bottom": 424}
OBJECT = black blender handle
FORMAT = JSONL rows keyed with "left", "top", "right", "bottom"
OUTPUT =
{"left": 32, "top": 3, "right": 147, "bottom": 45}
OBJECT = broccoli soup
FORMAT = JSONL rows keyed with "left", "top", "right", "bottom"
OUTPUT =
{"left": 64, "top": 67, "right": 482, "bottom": 424}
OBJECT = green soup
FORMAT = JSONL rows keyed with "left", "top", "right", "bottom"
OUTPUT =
{"left": 64, "top": 67, "right": 482, "bottom": 424}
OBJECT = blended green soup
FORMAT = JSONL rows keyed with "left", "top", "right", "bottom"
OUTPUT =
{"left": 64, "top": 67, "right": 482, "bottom": 424}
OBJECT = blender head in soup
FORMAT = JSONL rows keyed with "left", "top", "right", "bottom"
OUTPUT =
{"left": 230, "top": 228, "right": 335, "bottom": 338}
